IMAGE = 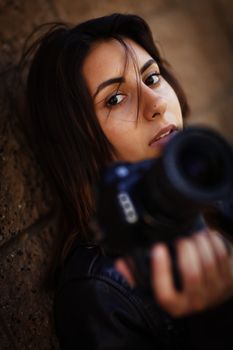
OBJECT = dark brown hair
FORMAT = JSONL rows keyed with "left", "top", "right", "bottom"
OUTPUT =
{"left": 23, "top": 13, "right": 190, "bottom": 264}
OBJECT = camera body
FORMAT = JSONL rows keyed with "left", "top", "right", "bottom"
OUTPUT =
{"left": 96, "top": 127, "right": 233, "bottom": 256}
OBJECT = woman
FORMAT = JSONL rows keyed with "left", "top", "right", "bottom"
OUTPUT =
{"left": 24, "top": 13, "right": 233, "bottom": 349}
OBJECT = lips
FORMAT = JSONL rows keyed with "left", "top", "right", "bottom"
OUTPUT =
{"left": 149, "top": 124, "right": 177, "bottom": 146}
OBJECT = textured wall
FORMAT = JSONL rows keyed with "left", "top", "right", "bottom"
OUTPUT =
{"left": 0, "top": 1, "right": 233, "bottom": 349}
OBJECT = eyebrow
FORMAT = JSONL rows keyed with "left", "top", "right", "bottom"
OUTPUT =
{"left": 93, "top": 77, "right": 125, "bottom": 99}
{"left": 93, "top": 58, "right": 157, "bottom": 99}
{"left": 140, "top": 58, "right": 157, "bottom": 74}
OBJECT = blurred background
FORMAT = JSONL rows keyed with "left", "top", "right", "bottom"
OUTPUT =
{"left": 0, "top": 1, "right": 233, "bottom": 349}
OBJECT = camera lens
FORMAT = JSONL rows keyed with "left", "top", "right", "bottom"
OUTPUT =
{"left": 178, "top": 145, "right": 223, "bottom": 189}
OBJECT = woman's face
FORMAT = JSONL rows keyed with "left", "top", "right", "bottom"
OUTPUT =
{"left": 83, "top": 38, "right": 183, "bottom": 162}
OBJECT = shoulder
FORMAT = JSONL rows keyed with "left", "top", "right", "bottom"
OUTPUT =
{"left": 56, "top": 244, "right": 132, "bottom": 294}
{"left": 55, "top": 244, "right": 156, "bottom": 324}
{"left": 54, "top": 245, "right": 180, "bottom": 349}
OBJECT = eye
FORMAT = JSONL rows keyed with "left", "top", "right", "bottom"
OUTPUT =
{"left": 144, "top": 73, "right": 161, "bottom": 86}
{"left": 106, "top": 93, "right": 125, "bottom": 107}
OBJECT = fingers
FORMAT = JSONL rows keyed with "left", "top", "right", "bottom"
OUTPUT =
{"left": 193, "top": 232, "right": 223, "bottom": 297}
{"left": 207, "top": 231, "right": 233, "bottom": 298}
{"left": 176, "top": 238, "right": 206, "bottom": 311}
{"left": 208, "top": 231, "right": 232, "bottom": 277}
{"left": 115, "top": 257, "right": 136, "bottom": 287}
{"left": 191, "top": 231, "right": 233, "bottom": 304}
{"left": 150, "top": 244, "right": 189, "bottom": 316}
{"left": 151, "top": 231, "right": 233, "bottom": 316}
{"left": 115, "top": 229, "right": 233, "bottom": 318}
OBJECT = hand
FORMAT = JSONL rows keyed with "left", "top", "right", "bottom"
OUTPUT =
{"left": 115, "top": 229, "right": 233, "bottom": 317}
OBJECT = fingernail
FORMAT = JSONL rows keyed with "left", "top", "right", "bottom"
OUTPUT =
{"left": 150, "top": 245, "right": 165, "bottom": 260}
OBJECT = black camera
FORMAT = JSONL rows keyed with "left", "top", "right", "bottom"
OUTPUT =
{"left": 96, "top": 127, "right": 233, "bottom": 256}
{"left": 97, "top": 127, "right": 233, "bottom": 254}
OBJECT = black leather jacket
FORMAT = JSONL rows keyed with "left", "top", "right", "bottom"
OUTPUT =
{"left": 54, "top": 198, "right": 233, "bottom": 350}
{"left": 54, "top": 244, "right": 188, "bottom": 349}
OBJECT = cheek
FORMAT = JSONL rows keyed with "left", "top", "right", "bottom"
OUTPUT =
{"left": 97, "top": 105, "right": 136, "bottom": 143}
{"left": 102, "top": 122, "right": 131, "bottom": 148}
{"left": 174, "top": 97, "right": 183, "bottom": 125}
{"left": 165, "top": 83, "right": 183, "bottom": 123}
{"left": 98, "top": 117, "right": 138, "bottom": 159}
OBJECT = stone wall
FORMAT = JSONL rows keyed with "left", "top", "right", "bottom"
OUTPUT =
{"left": 0, "top": 1, "right": 233, "bottom": 349}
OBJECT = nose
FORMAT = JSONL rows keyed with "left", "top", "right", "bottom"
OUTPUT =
{"left": 141, "top": 85, "right": 167, "bottom": 121}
